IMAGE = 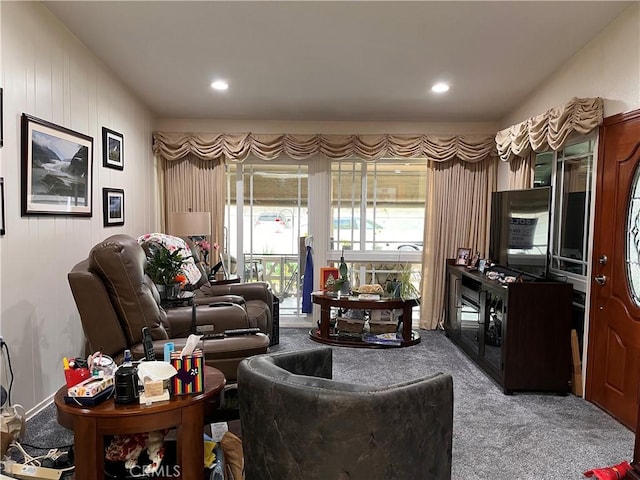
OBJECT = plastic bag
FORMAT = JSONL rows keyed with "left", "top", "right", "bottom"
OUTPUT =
{"left": 0, "top": 404, "right": 25, "bottom": 456}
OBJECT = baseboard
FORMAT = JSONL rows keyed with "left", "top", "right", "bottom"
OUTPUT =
{"left": 25, "top": 393, "right": 54, "bottom": 421}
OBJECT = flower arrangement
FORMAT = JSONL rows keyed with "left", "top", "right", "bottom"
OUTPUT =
{"left": 194, "top": 239, "right": 210, "bottom": 265}
{"left": 145, "top": 243, "right": 189, "bottom": 286}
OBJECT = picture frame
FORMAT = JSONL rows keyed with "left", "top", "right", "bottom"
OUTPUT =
{"left": 102, "top": 127, "right": 123, "bottom": 170}
{"left": 455, "top": 247, "right": 471, "bottom": 265}
{"left": 468, "top": 252, "right": 480, "bottom": 269}
{"left": 103, "top": 187, "right": 124, "bottom": 227}
{"left": 21, "top": 114, "right": 93, "bottom": 216}
{"left": 320, "top": 266, "right": 339, "bottom": 291}
{"left": 0, "top": 177, "right": 5, "bottom": 235}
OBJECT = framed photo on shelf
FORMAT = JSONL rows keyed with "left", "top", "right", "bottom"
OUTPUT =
{"left": 455, "top": 247, "right": 471, "bottom": 265}
{"left": 102, "top": 127, "right": 124, "bottom": 170}
{"left": 21, "top": 114, "right": 93, "bottom": 216}
{"left": 320, "top": 266, "right": 339, "bottom": 291}
{"left": 102, "top": 187, "right": 124, "bottom": 226}
{"left": 468, "top": 252, "right": 480, "bottom": 269}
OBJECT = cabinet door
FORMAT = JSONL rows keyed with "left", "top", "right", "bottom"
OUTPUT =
{"left": 446, "top": 272, "right": 461, "bottom": 338}
{"left": 482, "top": 290, "right": 505, "bottom": 377}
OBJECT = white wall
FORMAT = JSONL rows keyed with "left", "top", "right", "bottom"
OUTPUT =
{"left": 497, "top": 3, "right": 640, "bottom": 190}
{"left": 0, "top": 2, "right": 157, "bottom": 413}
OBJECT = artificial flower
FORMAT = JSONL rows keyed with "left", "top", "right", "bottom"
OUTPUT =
{"left": 175, "top": 274, "right": 187, "bottom": 285}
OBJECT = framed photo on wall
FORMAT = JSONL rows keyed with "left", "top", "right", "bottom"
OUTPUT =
{"left": 21, "top": 114, "right": 93, "bottom": 216}
{"left": 455, "top": 247, "right": 471, "bottom": 265}
{"left": 102, "top": 127, "right": 123, "bottom": 170}
{"left": 103, "top": 187, "right": 124, "bottom": 226}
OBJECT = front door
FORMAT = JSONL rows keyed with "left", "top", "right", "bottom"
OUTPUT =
{"left": 586, "top": 109, "right": 640, "bottom": 430}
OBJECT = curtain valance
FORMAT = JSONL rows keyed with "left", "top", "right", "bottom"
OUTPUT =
{"left": 495, "top": 97, "right": 603, "bottom": 162}
{"left": 152, "top": 132, "right": 496, "bottom": 163}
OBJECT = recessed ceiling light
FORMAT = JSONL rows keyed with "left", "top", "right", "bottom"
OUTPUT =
{"left": 211, "top": 80, "right": 229, "bottom": 91}
{"left": 431, "top": 82, "right": 450, "bottom": 93}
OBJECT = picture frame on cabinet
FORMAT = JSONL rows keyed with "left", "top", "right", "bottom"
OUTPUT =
{"left": 102, "top": 127, "right": 123, "bottom": 170}
{"left": 455, "top": 247, "right": 471, "bottom": 266}
{"left": 0, "top": 177, "right": 5, "bottom": 235}
{"left": 21, "top": 114, "right": 93, "bottom": 216}
{"left": 103, "top": 188, "right": 124, "bottom": 227}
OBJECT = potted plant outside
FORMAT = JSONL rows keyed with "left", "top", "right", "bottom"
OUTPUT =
{"left": 145, "top": 243, "right": 189, "bottom": 299}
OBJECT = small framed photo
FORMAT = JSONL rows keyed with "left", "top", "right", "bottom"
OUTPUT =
{"left": 468, "top": 252, "right": 480, "bottom": 269}
{"left": 21, "top": 114, "right": 93, "bottom": 216}
{"left": 103, "top": 188, "right": 124, "bottom": 226}
{"left": 455, "top": 247, "right": 471, "bottom": 266}
{"left": 102, "top": 127, "right": 124, "bottom": 170}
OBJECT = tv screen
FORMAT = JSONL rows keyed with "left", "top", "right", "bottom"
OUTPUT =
{"left": 488, "top": 187, "right": 551, "bottom": 279}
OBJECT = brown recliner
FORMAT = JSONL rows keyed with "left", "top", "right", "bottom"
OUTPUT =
{"left": 68, "top": 234, "right": 270, "bottom": 381}
{"left": 147, "top": 235, "right": 275, "bottom": 341}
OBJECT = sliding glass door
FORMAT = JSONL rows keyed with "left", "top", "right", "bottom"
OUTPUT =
{"left": 225, "top": 161, "right": 309, "bottom": 318}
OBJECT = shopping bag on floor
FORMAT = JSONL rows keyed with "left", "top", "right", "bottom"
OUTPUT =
{"left": 583, "top": 461, "right": 631, "bottom": 479}
{"left": 1, "top": 404, "right": 25, "bottom": 456}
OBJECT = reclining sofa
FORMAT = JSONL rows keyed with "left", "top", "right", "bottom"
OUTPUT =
{"left": 68, "top": 234, "right": 270, "bottom": 381}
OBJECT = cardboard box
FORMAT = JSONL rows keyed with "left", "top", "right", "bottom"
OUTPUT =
{"left": 67, "top": 375, "right": 114, "bottom": 397}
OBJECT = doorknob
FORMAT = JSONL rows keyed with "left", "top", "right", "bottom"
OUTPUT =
{"left": 594, "top": 274, "right": 607, "bottom": 285}
{"left": 599, "top": 255, "right": 608, "bottom": 265}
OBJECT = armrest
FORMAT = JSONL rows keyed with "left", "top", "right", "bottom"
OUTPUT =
{"left": 198, "top": 281, "right": 273, "bottom": 306}
{"left": 165, "top": 304, "right": 251, "bottom": 337}
{"left": 192, "top": 294, "right": 245, "bottom": 306}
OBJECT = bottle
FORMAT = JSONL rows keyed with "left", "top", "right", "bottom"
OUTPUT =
{"left": 122, "top": 349, "right": 133, "bottom": 366}
{"left": 338, "top": 249, "right": 348, "bottom": 280}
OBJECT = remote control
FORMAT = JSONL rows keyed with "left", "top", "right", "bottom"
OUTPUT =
{"left": 224, "top": 327, "right": 261, "bottom": 336}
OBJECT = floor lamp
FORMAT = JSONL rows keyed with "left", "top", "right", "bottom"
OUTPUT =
{"left": 168, "top": 211, "right": 212, "bottom": 269}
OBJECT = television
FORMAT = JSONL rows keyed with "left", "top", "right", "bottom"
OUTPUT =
{"left": 488, "top": 187, "right": 551, "bottom": 279}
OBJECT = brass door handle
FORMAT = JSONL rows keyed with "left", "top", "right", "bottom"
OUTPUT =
{"left": 594, "top": 274, "right": 607, "bottom": 285}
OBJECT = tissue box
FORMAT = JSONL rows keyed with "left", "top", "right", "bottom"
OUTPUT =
{"left": 67, "top": 375, "right": 114, "bottom": 397}
{"left": 170, "top": 349, "right": 204, "bottom": 395}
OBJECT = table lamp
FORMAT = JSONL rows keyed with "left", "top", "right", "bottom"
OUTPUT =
{"left": 168, "top": 211, "right": 212, "bottom": 265}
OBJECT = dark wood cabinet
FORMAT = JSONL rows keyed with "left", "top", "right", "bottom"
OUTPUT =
{"left": 445, "top": 261, "right": 573, "bottom": 394}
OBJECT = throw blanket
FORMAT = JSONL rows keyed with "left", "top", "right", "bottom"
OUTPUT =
{"left": 138, "top": 233, "right": 202, "bottom": 285}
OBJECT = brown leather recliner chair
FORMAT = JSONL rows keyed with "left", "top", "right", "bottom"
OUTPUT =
{"left": 68, "top": 234, "right": 270, "bottom": 381}
{"left": 146, "top": 235, "right": 275, "bottom": 342}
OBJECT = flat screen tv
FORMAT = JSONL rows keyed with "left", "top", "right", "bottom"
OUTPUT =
{"left": 488, "top": 187, "right": 551, "bottom": 279}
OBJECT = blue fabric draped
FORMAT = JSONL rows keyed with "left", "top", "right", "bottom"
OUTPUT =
{"left": 302, "top": 245, "right": 314, "bottom": 313}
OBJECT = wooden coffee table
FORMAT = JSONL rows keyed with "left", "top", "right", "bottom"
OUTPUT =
{"left": 310, "top": 292, "right": 421, "bottom": 348}
{"left": 54, "top": 366, "right": 225, "bottom": 480}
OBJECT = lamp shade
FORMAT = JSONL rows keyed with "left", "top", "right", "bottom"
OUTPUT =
{"left": 168, "top": 212, "right": 211, "bottom": 237}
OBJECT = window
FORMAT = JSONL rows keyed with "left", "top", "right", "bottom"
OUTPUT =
{"left": 540, "top": 137, "right": 596, "bottom": 290}
{"left": 330, "top": 159, "right": 427, "bottom": 252}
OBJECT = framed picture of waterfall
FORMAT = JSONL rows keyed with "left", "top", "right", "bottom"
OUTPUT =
{"left": 21, "top": 114, "right": 93, "bottom": 216}
{"left": 102, "top": 127, "right": 123, "bottom": 170}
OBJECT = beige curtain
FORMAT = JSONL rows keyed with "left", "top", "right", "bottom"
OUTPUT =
{"left": 420, "top": 156, "right": 498, "bottom": 330}
{"left": 153, "top": 132, "right": 496, "bottom": 163}
{"left": 162, "top": 154, "right": 225, "bottom": 251}
{"left": 508, "top": 152, "right": 534, "bottom": 190}
{"left": 495, "top": 97, "right": 603, "bottom": 162}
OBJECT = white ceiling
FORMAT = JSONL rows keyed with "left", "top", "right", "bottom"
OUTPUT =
{"left": 43, "top": 1, "right": 631, "bottom": 123}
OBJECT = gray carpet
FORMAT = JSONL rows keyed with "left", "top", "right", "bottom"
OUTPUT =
{"left": 13, "top": 328, "right": 635, "bottom": 479}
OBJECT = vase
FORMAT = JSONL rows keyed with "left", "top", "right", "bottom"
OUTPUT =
{"left": 156, "top": 283, "right": 181, "bottom": 300}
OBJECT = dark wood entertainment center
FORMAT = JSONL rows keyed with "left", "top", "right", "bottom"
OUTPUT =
{"left": 445, "top": 261, "right": 573, "bottom": 394}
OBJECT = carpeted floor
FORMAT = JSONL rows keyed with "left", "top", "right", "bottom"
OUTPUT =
{"left": 10, "top": 328, "right": 635, "bottom": 479}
